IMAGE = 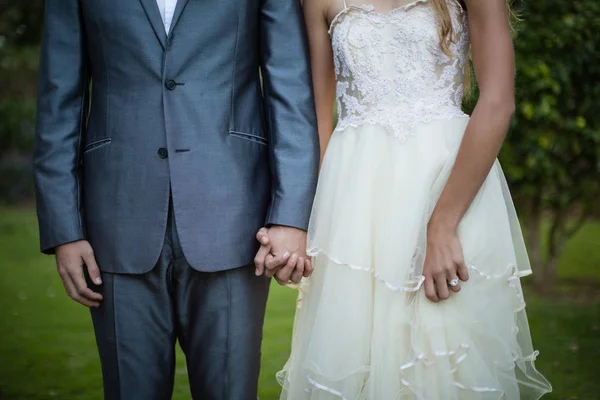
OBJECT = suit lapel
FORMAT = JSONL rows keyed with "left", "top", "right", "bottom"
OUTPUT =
{"left": 168, "top": 0, "right": 191, "bottom": 36}
{"left": 138, "top": 0, "right": 167, "bottom": 50}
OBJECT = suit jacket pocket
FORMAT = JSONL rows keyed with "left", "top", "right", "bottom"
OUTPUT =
{"left": 83, "top": 138, "right": 112, "bottom": 154}
{"left": 228, "top": 131, "right": 268, "bottom": 146}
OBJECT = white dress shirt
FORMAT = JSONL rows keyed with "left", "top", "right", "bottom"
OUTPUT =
{"left": 156, "top": 0, "right": 178, "bottom": 33}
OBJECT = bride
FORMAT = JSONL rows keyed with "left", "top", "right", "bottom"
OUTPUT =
{"left": 259, "top": 0, "right": 553, "bottom": 398}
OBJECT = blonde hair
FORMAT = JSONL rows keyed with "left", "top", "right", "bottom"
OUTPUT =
{"left": 430, "top": 0, "right": 457, "bottom": 57}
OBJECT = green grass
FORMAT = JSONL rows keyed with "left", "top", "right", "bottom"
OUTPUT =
{"left": 0, "top": 208, "right": 598, "bottom": 400}
{"left": 557, "top": 221, "right": 600, "bottom": 281}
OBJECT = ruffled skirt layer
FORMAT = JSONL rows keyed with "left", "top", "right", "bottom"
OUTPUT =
{"left": 277, "top": 118, "right": 552, "bottom": 399}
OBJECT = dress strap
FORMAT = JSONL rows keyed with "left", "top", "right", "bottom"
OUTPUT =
{"left": 341, "top": 0, "right": 348, "bottom": 9}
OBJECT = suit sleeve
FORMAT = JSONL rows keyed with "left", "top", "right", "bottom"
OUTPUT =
{"left": 259, "top": 0, "right": 320, "bottom": 231}
{"left": 34, "top": 0, "right": 90, "bottom": 254}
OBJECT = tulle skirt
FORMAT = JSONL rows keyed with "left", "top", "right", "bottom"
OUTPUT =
{"left": 277, "top": 118, "right": 552, "bottom": 399}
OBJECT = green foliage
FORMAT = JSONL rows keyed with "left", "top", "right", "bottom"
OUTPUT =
{"left": 0, "top": 45, "right": 39, "bottom": 102}
{"left": 0, "top": 99, "right": 35, "bottom": 157}
{"left": 0, "top": 0, "right": 44, "bottom": 123}
{"left": 0, "top": 99, "right": 35, "bottom": 204}
{"left": 0, "top": 0, "right": 41, "bottom": 161}
{"left": 0, "top": 1, "right": 42, "bottom": 202}
{"left": 505, "top": 0, "right": 600, "bottom": 211}
{"left": 495, "top": 0, "right": 600, "bottom": 285}
{"left": 0, "top": 96, "right": 36, "bottom": 203}
{"left": 0, "top": 0, "right": 44, "bottom": 47}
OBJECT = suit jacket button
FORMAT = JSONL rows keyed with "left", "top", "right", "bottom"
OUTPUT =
{"left": 158, "top": 148, "right": 168, "bottom": 159}
{"left": 165, "top": 79, "right": 177, "bottom": 90}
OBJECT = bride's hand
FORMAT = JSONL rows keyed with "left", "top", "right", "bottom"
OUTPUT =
{"left": 422, "top": 222, "right": 469, "bottom": 302}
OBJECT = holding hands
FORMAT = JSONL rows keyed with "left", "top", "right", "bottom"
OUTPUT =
{"left": 254, "top": 226, "right": 313, "bottom": 285}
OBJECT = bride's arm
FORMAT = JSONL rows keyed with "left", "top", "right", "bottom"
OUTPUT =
{"left": 424, "top": 0, "right": 515, "bottom": 302}
{"left": 431, "top": 0, "right": 515, "bottom": 229}
{"left": 304, "top": 0, "right": 337, "bottom": 165}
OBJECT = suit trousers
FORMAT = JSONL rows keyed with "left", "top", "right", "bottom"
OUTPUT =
{"left": 89, "top": 201, "right": 270, "bottom": 399}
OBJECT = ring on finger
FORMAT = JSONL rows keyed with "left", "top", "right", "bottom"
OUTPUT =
{"left": 448, "top": 278, "right": 459, "bottom": 287}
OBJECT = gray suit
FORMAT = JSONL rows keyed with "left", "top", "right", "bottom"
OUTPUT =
{"left": 34, "top": 0, "right": 319, "bottom": 398}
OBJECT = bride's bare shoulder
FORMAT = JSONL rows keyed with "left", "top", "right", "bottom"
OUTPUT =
{"left": 303, "top": 0, "right": 339, "bottom": 27}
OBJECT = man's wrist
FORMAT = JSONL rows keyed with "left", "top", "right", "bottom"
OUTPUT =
{"left": 265, "top": 224, "right": 306, "bottom": 233}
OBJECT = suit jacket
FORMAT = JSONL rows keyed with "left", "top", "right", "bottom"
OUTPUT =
{"left": 34, "top": 0, "right": 320, "bottom": 273}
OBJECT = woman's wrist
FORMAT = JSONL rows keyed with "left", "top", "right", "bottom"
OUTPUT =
{"left": 428, "top": 210, "right": 460, "bottom": 233}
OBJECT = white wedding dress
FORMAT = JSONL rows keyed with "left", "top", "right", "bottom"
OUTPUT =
{"left": 277, "top": 0, "right": 552, "bottom": 399}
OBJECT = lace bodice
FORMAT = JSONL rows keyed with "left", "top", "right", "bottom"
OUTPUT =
{"left": 330, "top": 0, "right": 470, "bottom": 140}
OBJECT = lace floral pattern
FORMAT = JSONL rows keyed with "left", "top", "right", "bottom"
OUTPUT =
{"left": 330, "top": 0, "right": 470, "bottom": 141}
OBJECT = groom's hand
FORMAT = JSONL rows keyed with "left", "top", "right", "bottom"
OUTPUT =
{"left": 55, "top": 240, "right": 103, "bottom": 308}
{"left": 254, "top": 227, "right": 313, "bottom": 285}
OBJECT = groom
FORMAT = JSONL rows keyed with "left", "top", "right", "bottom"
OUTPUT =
{"left": 34, "top": 0, "right": 319, "bottom": 399}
